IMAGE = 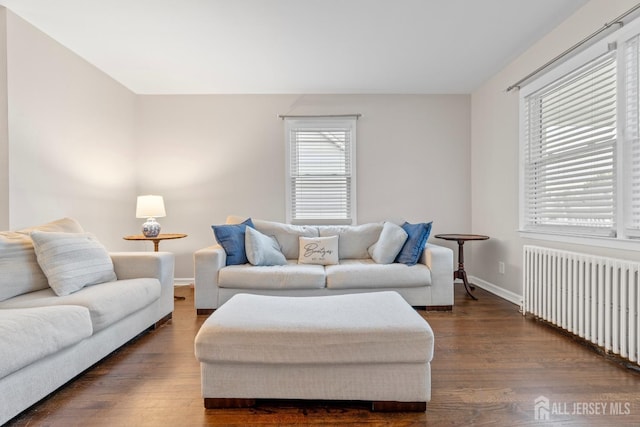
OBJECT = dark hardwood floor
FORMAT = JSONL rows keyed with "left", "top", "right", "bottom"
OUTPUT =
{"left": 7, "top": 285, "right": 640, "bottom": 426}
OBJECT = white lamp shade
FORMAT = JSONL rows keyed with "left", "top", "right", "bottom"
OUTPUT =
{"left": 136, "top": 195, "right": 166, "bottom": 218}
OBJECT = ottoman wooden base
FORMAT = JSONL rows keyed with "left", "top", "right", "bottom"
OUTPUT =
{"left": 204, "top": 398, "right": 426, "bottom": 412}
{"left": 194, "top": 292, "right": 434, "bottom": 412}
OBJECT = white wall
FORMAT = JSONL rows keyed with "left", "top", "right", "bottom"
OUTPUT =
{"left": 470, "top": 0, "right": 640, "bottom": 301}
{"left": 6, "top": 11, "right": 138, "bottom": 249}
{"left": 136, "top": 94, "right": 471, "bottom": 277}
{"left": 7, "top": 0, "right": 640, "bottom": 292}
{"left": 0, "top": 8, "right": 8, "bottom": 230}
{"left": 2, "top": 9, "right": 471, "bottom": 279}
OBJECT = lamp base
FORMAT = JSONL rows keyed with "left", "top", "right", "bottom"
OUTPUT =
{"left": 142, "top": 218, "right": 161, "bottom": 237}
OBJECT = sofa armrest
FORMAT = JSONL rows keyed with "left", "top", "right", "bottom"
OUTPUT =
{"left": 110, "top": 251, "right": 175, "bottom": 317}
{"left": 110, "top": 252, "right": 175, "bottom": 289}
{"left": 194, "top": 245, "right": 226, "bottom": 310}
{"left": 422, "top": 243, "right": 454, "bottom": 306}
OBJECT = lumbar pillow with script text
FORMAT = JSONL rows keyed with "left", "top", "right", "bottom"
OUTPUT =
{"left": 298, "top": 235, "right": 339, "bottom": 265}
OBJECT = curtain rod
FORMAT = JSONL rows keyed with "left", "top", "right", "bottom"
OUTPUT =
{"left": 506, "top": 2, "right": 640, "bottom": 92}
{"left": 278, "top": 114, "right": 362, "bottom": 119}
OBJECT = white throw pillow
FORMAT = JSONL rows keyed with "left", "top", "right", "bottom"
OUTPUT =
{"left": 318, "top": 223, "right": 383, "bottom": 259}
{"left": 368, "top": 222, "right": 408, "bottom": 264}
{"left": 298, "top": 235, "right": 339, "bottom": 265}
{"left": 245, "top": 226, "right": 287, "bottom": 266}
{"left": 0, "top": 217, "right": 86, "bottom": 302}
{"left": 30, "top": 231, "right": 117, "bottom": 296}
{"left": 253, "top": 219, "right": 319, "bottom": 259}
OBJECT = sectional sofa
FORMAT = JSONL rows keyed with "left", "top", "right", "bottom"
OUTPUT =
{"left": 0, "top": 218, "right": 175, "bottom": 425}
{"left": 194, "top": 217, "right": 454, "bottom": 313}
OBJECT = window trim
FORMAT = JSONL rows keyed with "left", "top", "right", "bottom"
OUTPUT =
{"left": 284, "top": 117, "right": 357, "bottom": 225}
{"left": 518, "top": 17, "right": 640, "bottom": 249}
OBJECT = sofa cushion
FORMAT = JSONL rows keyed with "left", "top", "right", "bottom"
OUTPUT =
{"left": 245, "top": 227, "right": 287, "bottom": 266}
{"left": 298, "top": 235, "right": 339, "bottom": 265}
{"left": 31, "top": 231, "right": 117, "bottom": 296}
{"left": 0, "top": 232, "right": 47, "bottom": 302}
{"left": 368, "top": 222, "right": 408, "bottom": 264}
{"left": 326, "top": 259, "right": 431, "bottom": 289}
{"left": 395, "top": 221, "right": 433, "bottom": 266}
{"left": 0, "top": 217, "right": 85, "bottom": 302}
{"left": 0, "top": 305, "right": 92, "bottom": 379}
{"left": 15, "top": 217, "right": 84, "bottom": 235}
{"left": 318, "top": 223, "right": 383, "bottom": 259}
{"left": 218, "top": 262, "right": 326, "bottom": 290}
{"left": 252, "top": 219, "right": 319, "bottom": 259}
{"left": 0, "top": 278, "right": 161, "bottom": 332}
{"left": 212, "top": 218, "right": 254, "bottom": 266}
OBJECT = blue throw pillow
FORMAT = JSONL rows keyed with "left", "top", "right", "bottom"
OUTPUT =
{"left": 395, "top": 221, "right": 432, "bottom": 266}
{"left": 212, "top": 218, "right": 254, "bottom": 265}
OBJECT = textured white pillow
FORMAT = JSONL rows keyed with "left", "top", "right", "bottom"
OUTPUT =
{"left": 368, "top": 222, "right": 408, "bottom": 264}
{"left": 298, "top": 235, "right": 339, "bottom": 265}
{"left": 245, "top": 227, "right": 287, "bottom": 266}
{"left": 30, "top": 231, "right": 117, "bottom": 296}
{"left": 318, "top": 223, "right": 383, "bottom": 259}
{"left": 253, "top": 219, "right": 319, "bottom": 259}
{"left": 0, "top": 217, "right": 86, "bottom": 302}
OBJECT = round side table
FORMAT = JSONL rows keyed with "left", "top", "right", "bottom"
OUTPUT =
{"left": 434, "top": 234, "right": 489, "bottom": 300}
{"left": 123, "top": 233, "right": 187, "bottom": 252}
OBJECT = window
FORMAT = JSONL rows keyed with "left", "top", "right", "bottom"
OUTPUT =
{"left": 519, "top": 17, "right": 640, "bottom": 243}
{"left": 522, "top": 52, "right": 617, "bottom": 237}
{"left": 285, "top": 117, "right": 356, "bottom": 225}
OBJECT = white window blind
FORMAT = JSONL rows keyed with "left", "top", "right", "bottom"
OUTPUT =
{"left": 522, "top": 51, "right": 617, "bottom": 236}
{"left": 285, "top": 118, "right": 356, "bottom": 225}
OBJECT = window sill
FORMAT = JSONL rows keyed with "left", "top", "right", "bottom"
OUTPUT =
{"left": 519, "top": 230, "right": 640, "bottom": 252}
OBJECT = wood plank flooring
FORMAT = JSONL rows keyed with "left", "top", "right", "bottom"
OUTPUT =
{"left": 7, "top": 285, "right": 640, "bottom": 426}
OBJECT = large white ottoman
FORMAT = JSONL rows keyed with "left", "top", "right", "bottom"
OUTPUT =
{"left": 194, "top": 291, "right": 434, "bottom": 412}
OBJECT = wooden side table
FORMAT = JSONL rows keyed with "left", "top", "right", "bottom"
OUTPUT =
{"left": 123, "top": 233, "right": 187, "bottom": 252}
{"left": 123, "top": 233, "right": 187, "bottom": 300}
{"left": 434, "top": 234, "right": 489, "bottom": 300}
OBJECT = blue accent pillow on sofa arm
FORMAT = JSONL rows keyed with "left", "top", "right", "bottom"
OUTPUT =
{"left": 212, "top": 218, "right": 254, "bottom": 265}
{"left": 394, "top": 221, "right": 433, "bottom": 266}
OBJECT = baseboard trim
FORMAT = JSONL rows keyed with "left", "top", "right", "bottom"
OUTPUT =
{"left": 467, "top": 276, "right": 522, "bottom": 306}
{"left": 174, "top": 278, "right": 194, "bottom": 286}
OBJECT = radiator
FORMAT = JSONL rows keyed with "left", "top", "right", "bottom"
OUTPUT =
{"left": 523, "top": 245, "right": 639, "bottom": 366}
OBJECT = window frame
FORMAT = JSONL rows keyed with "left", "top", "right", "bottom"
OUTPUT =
{"left": 284, "top": 117, "right": 357, "bottom": 225}
{"left": 518, "top": 17, "right": 640, "bottom": 250}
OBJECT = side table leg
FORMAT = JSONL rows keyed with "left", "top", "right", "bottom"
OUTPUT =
{"left": 454, "top": 239, "right": 478, "bottom": 300}
{"left": 454, "top": 269, "right": 478, "bottom": 300}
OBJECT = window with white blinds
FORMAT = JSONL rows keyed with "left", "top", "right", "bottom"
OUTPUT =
{"left": 285, "top": 118, "right": 356, "bottom": 225}
{"left": 520, "top": 15, "right": 640, "bottom": 243}
{"left": 522, "top": 52, "right": 617, "bottom": 237}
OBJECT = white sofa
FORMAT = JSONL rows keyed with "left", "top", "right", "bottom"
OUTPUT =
{"left": 0, "top": 218, "right": 175, "bottom": 425}
{"left": 194, "top": 218, "right": 454, "bottom": 313}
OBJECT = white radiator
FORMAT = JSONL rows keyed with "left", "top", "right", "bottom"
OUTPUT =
{"left": 523, "top": 245, "right": 639, "bottom": 366}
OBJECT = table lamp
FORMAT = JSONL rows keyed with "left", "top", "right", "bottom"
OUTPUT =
{"left": 136, "top": 195, "right": 166, "bottom": 237}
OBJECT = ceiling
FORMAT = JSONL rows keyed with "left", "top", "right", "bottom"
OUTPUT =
{"left": 0, "top": 0, "right": 589, "bottom": 94}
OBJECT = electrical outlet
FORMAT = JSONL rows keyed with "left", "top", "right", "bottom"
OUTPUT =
{"left": 498, "top": 261, "right": 505, "bottom": 274}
